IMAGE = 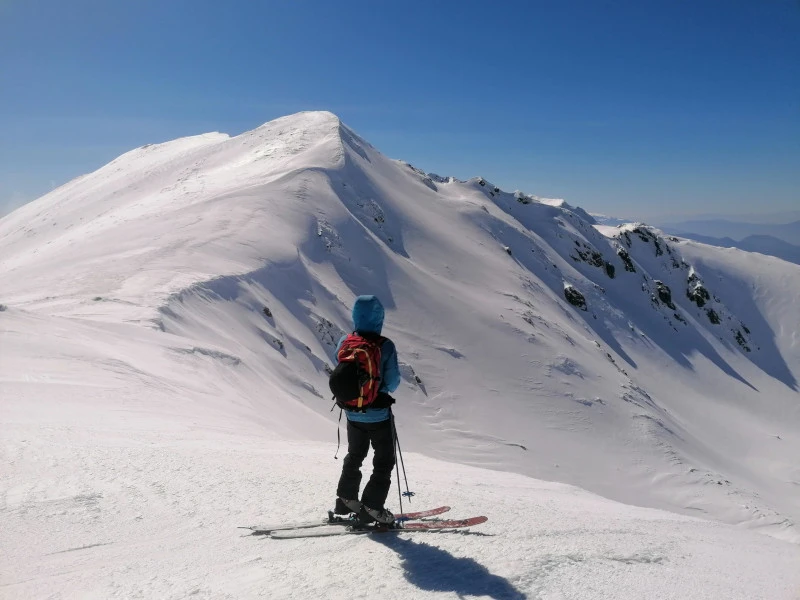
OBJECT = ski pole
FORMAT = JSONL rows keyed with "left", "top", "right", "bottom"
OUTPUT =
{"left": 392, "top": 413, "right": 414, "bottom": 501}
{"left": 332, "top": 402, "right": 343, "bottom": 459}
{"left": 391, "top": 410, "right": 403, "bottom": 516}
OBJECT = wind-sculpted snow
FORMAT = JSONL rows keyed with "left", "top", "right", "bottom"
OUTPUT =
{"left": 1, "top": 111, "right": 799, "bottom": 598}
{"left": 1, "top": 307, "right": 798, "bottom": 598}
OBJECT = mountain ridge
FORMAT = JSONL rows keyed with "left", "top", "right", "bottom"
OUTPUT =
{"left": 663, "top": 231, "right": 800, "bottom": 266}
{"left": 1, "top": 111, "right": 798, "bottom": 542}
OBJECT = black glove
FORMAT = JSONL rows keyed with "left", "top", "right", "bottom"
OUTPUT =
{"left": 373, "top": 392, "right": 396, "bottom": 409}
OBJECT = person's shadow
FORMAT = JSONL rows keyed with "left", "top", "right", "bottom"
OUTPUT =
{"left": 370, "top": 534, "right": 526, "bottom": 599}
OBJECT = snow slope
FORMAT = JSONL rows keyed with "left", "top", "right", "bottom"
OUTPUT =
{"left": 2, "top": 111, "right": 799, "bottom": 598}
{"left": 659, "top": 230, "right": 800, "bottom": 266}
{"left": 2, "top": 307, "right": 799, "bottom": 599}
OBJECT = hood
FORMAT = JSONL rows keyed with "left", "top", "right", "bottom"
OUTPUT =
{"left": 352, "top": 295, "right": 384, "bottom": 334}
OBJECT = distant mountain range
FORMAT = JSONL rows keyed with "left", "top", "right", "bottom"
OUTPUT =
{"left": 662, "top": 232, "right": 800, "bottom": 266}
{"left": 657, "top": 218, "right": 800, "bottom": 245}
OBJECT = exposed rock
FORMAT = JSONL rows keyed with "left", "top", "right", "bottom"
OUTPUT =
{"left": 402, "top": 363, "right": 425, "bottom": 388}
{"left": 604, "top": 262, "right": 616, "bottom": 279}
{"left": 262, "top": 306, "right": 273, "bottom": 318}
{"left": 624, "top": 226, "right": 667, "bottom": 256}
{"left": 735, "top": 330, "right": 751, "bottom": 352}
{"left": 420, "top": 177, "right": 437, "bottom": 191}
{"left": 368, "top": 199, "right": 385, "bottom": 223}
{"left": 588, "top": 251, "right": 604, "bottom": 267}
{"left": 427, "top": 172, "right": 450, "bottom": 184}
{"left": 515, "top": 192, "right": 531, "bottom": 204}
{"left": 314, "top": 316, "right": 344, "bottom": 348}
{"left": 706, "top": 308, "right": 721, "bottom": 325}
{"left": 687, "top": 281, "right": 710, "bottom": 308}
{"left": 632, "top": 227, "right": 655, "bottom": 243}
{"left": 316, "top": 219, "right": 342, "bottom": 252}
{"left": 617, "top": 248, "right": 636, "bottom": 272}
{"left": 564, "top": 285, "right": 587, "bottom": 311}
{"left": 575, "top": 244, "right": 605, "bottom": 268}
{"left": 654, "top": 280, "right": 676, "bottom": 310}
{"left": 622, "top": 232, "right": 633, "bottom": 247}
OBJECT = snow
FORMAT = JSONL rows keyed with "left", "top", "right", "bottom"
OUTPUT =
{"left": 2, "top": 111, "right": 799, "bottom": 598}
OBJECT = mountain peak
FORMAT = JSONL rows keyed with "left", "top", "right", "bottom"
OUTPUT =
{"left": 1, "top": 112, "right": 799, "bottom": 546}
{"left": 256, "top": 110, "right": 341, "bottom": 129}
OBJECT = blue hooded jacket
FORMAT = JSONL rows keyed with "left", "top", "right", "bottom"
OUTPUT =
{"left": 335, "top": 295, "right": 400, "bottom": 423}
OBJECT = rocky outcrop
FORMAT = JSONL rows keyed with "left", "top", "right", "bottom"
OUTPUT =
{"left": 735, "top": 329, "right": 751, "bottom": 352}
{"left": 606, "top": 225, "right": 757, "bottom": 355}
{"left": 619, "top": 226, "right": 671, "bottom": 258}
{"left": 617, "top": 248, "right": 636, "bottom": 272}
{"left": 564, "top": 285, "right": 587, "bottom": 311}
{"left": 514, "top": 191, "right": 532, "bottom": 204}
{"left": 654, "top": 280, "right": 676, "bottom": 310}
{"left": 573, "top": 242, "right": 604, "bottom": 268}
{"left": 569, "top": 241, "right": 617, "bottom": 280}
{"left": 686, "top": 273, "right": 710, "bottom": 308}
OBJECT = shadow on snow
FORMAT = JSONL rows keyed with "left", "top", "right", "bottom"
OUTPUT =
{"left": 370, "top": 534, "right": 525, "bottom": 600}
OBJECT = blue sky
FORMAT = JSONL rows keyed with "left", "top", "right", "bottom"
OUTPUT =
{"left": 1, "top": 0, "right": 798, "bottom": 221}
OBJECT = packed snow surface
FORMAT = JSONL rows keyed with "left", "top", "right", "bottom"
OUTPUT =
{"left": 2, "top": 112, "right": 799, "bottom": 598}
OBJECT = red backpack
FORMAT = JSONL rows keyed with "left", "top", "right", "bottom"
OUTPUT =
{"left": 329, "top": 332, "right": 385, "bottom": 410}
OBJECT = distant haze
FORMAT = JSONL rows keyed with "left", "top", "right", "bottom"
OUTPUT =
{"left": 656, "top": 218, "right": 800, "bottom": 245}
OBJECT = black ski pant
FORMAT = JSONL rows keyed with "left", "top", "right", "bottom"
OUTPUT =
{"left": 336, "top": 418, "right": 395, "bottom": 511}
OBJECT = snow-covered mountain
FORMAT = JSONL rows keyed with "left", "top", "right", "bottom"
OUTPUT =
{"left": 660, "top": 231, "right": 800, "bottom": 266}
{"left": 2, "top": 112, "right": 799, "bottom": 598}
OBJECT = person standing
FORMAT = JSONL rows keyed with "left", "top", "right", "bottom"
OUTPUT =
{"left": 332, "top": 295, "right": 400, "bottom": 524}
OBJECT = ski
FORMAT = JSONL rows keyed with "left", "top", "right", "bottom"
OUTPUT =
{"left": 269, "top": 515, "right": 488, "bottom": 539}
{"left": 241, "top": 505, "right": 451, "bottom": 535}
{"left": 393, "top": 505, "right": 452, "bottom": 522}
{"left": 400, "top": 516, "right": 487, "bottom": 531}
